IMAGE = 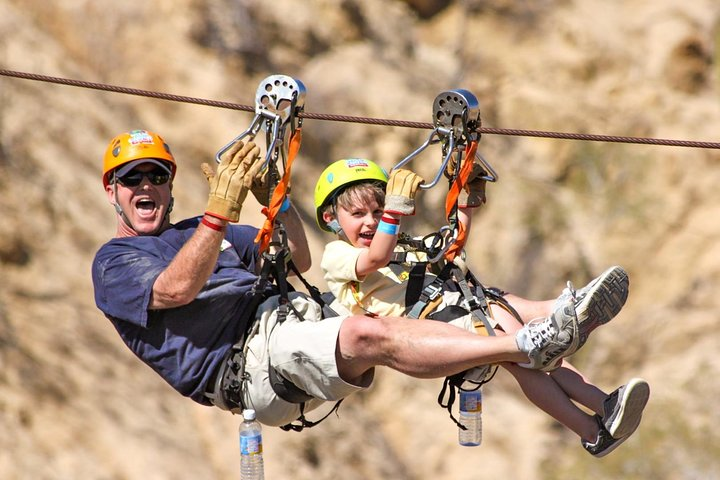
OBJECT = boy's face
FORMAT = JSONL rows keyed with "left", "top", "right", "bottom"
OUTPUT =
{"left": 327, "top": 197, "right": 384, "bottom": 248}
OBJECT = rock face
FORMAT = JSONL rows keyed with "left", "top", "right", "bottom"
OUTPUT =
{"left": 1, "top": 1, "right": 719, "bottom": 479}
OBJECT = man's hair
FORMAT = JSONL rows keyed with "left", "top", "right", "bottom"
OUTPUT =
{"left": 323, "top": 181, "right": 385, "bottom": 216}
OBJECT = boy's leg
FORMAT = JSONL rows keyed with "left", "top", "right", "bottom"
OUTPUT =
{"left": 503, "top": 362, "right": 600, "bottom": 442}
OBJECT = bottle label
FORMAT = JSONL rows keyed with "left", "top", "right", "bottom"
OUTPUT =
{"left": 459, "top": 391, "right": 482, "bottom": 413}
{"left": 240, "top": 433, "right": 263, "bottom": 455}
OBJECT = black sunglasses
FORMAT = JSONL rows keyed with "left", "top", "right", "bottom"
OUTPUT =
{"left": 116, "top": 168, "right": 171, "bottom": 187}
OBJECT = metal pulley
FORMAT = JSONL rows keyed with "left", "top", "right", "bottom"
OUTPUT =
{"left": 393, "top": 89, "right": 496, "bottom": 189}
{"left": 215, "top": 74, "right": 306, "bottom": 170}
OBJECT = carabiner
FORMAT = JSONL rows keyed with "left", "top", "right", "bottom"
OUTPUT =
{"left": 215, "top": 74, "right": 306, "bottom": 165}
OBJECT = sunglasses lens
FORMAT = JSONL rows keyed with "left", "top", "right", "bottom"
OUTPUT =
{"left": 117, "top": 169, "right": 170, "bottom": 187}
{"left": 150, "top": 173, "right": 170, "bottom": 185}
{"left": 118, "top": 173, "right": 143, "bottom": 186}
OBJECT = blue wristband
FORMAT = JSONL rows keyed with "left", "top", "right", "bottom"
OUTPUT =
{"left": 377, "top": 220, "right": 400, "bottom": 236}
{"left": 279, "top": 197, "right": 292, "bottom": 213}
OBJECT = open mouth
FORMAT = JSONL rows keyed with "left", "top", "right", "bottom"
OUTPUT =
{"left": 135, "top": 198, "right": 157, "bottom": 216}
{"left": 359, "top": 231, "right": 375, "bottom": 240}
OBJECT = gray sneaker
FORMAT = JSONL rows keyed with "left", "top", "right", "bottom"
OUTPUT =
{"left": 602, "top": 378, "right": 650, "bottom": 438}
{"left": 555, "top": 266, "right": 629, "bottom": 356}
{"left": 582, "top": 415, "right": 630, "bottom": 457}
{"left": 516, "top": 298, "right": 579, "bottom": 372}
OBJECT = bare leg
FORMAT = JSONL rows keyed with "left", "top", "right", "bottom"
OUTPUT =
{"left": 492, "top": 297, "right": 607, "bottom": 405}
{"left": 503, "top": 362, "right": 599, "bottom": 442}
{"left": 502, "top": 294, "right": 554, "bottom": 323}
{"left": 491, "top": 302, "right": 602, "bottom": 440}
{"left": 335, "top": 315, "right": 527, "bottom": 384}
{"left": 550, "top": 363, "right": 607, "bottom": 414}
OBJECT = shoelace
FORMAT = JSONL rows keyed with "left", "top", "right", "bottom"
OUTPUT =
{"left": 527, "top": 318, "right": 558, "bottom": 348}
{"left": 565, "top": 281, "right": 579, "bottom": 302}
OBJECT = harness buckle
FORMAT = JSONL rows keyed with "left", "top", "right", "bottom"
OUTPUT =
{"left": 422, "top": 282, "right": 444, "bottom": 302}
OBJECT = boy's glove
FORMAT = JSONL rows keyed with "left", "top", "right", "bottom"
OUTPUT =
{"left": 444, "top": 155, "right": 488, "bottom": 208}
{"left": 201, "top": 140, "right": 262, "bottom": 222}
{"left": 384, "top": 169, "right": 424, "bottom": 215}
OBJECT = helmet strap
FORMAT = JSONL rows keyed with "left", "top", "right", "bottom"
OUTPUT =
{"left": 327, "top": 219, "right": 342, "bottom": 235}
{"left": 326, "top": 204, "right": 344, "bottom": 235}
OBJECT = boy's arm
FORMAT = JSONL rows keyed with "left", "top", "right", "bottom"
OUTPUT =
{"left": 354, "top": 212, "right": 402, "bottom": 278}
{"left": 355, "top": 169, "right": 424, "bottom": 278}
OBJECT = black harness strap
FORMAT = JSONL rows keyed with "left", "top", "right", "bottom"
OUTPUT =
{"left": 279, "top": 400, "right": 345, "bottom": 432}
{"left": 405, "top": 262, "right": 428, "bottom": 309}
{"left": 405, "top": 262, "right": 454, "bottom": 318}
{"left": 288, "top": 260, "right": 339, "bottom": 318}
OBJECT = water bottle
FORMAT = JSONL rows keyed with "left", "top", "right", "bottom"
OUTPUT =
{"left": 458, "top": 389, "right": 482, "bottom": 446}
{"left": 239, "top": 409, "right": 265, "bottom": 480}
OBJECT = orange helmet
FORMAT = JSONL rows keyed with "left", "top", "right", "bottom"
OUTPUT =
{"left": 102, "top": 130, "right": 176, "bottom": 187}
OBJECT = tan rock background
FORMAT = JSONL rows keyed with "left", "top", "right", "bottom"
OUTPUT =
{"left": 1, "top": 0, "right": 719, "bottom": 478}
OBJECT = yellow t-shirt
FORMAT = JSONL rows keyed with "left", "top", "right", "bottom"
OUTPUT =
{"left": 321, "top": 240, "right": 433, "bottom": 317}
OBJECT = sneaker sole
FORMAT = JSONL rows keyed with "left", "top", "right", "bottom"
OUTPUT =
{"left": 575, "top": 266, "right": 629, "bottom": 349}
{"left": 592, "top": 434, "right": 630, "bottom": 458}
{"left": 605, "top": 378, "right": 650, "bottom": 438}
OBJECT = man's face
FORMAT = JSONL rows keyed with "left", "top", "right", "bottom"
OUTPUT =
{"left": 106, "top": 162, "right": 173, "bottom": 236}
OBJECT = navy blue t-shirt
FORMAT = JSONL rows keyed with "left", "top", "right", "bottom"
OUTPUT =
{"left": 92, "top": 217, "right": 275, "bottom": 404}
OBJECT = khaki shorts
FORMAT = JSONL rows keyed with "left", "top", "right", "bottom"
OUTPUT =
{"left": 241, "top": 292, "right": 373, "bottom": 426}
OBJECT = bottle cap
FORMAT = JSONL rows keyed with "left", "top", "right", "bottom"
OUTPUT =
{"left": 242, "top": 409, "right": 257, "bottom": 421}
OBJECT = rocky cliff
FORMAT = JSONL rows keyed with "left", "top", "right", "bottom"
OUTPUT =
{"left": 1, "top": 1, "right": 719, "bottom": 479}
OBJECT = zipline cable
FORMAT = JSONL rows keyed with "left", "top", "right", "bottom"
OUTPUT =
{"left": 2, "top": 68, "right": 719, "bottom": 150}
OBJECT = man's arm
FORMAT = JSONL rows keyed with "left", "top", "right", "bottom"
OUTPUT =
{"left": 278, "top": 202, "right": 311, "bottom": 273}
{"left": 151, "top": 216, "right": 227, "bottom": 309}
{"left": 152, "top": 140, "right": 262, "bottom": 309}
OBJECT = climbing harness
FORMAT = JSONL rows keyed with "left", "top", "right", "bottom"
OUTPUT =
{"left": 390, "top": 90, "right": 522, "bottom": 428}
{"left": 210, "top": 74, "right": 341, "bottom": 432}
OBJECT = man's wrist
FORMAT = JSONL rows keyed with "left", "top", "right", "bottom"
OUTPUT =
{"left": 202, "top": 213, "right": 228, "bottom": 231}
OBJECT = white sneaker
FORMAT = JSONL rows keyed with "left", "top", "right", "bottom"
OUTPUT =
{"left": 516, "top": 298, "right": 578, "bottom": 372}
{"left": 555, "top": 266, "right": 629, "bottom": 356}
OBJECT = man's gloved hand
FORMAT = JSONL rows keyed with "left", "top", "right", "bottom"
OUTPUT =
{"left": 384, "top": 169, "right": 425, "bottom": 216}
{"left": 249, "top": 167, "right": 271, "bottom": 207}
{"left": 201, "top": 140, "right": 262, "bottom": 222}
{"left": 444, "top": 154, "right": 488, "bottom": 208}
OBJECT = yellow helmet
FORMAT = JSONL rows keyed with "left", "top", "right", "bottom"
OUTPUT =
{"left": 313, "top": 158, "right": 388, "bottom": 232}
{"left": 102, "top": 130, "right": 176, "bottom": 187}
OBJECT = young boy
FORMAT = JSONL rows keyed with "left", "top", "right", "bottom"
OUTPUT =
{"left": 313, "top": 157, "right": 650, "bottom": 457}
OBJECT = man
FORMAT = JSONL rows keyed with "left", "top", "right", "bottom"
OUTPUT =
{"left": 92, "top": 129, "right": 580, "bottom": 427}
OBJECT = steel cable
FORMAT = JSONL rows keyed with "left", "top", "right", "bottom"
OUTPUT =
{"left": 2, "top": 68, "right": 719, "bottom": 150}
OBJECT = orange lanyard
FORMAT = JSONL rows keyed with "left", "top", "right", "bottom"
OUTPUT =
{"left": 444, "top": 140, "right": 478, "bottom": 262}
{"left": 254, "top": 128, "right": 302, "bottom": 252}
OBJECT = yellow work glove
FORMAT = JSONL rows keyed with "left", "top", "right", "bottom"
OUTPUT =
{"left": 249, "top": 166, "right": 271, "bottom": 207}
{"left": 384, "top": 169, "right": 425, "bottom": 216}
{"left": 444, "top": 154, "right": 488, "bottom": 208}
{"left": 201, "top": 140, "right": 262, "bottom": 222}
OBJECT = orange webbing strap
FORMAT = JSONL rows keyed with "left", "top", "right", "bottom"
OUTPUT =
{"left": 254, "top": 128, "right": 303, "bottom": 252}
{"left": 444, "top": 140, "right": 478, "bottom": 261}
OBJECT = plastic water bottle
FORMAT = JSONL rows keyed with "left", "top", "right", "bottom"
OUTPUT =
{"left": 239, "top": 409, "right": 264, "bottom": 480}
{"left": 458, "top": 389, "right": 482, "bottom": 446}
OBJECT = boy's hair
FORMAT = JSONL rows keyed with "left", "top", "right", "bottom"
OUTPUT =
{"left": 324, "top": 181, "right": 385, "bottom": 216}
